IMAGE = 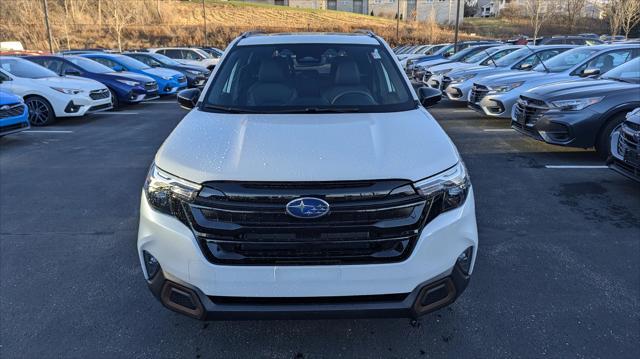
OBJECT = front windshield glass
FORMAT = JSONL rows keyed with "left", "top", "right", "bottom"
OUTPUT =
{"left": 203, "top": 43, "right": 414, "bottom": 113}
{"left": 0, "top": 57, "right": 58, "bottom": 78}
{"left": 150, "top": 53, "right": 181, "bottom": 66}
{"left": 67, "top": 56, "right": 113, "bottom": 73}
{"left": 194, "top": 49, "right": 211, "bottom": 59}
{"left": 113, "top": 55, "right": 151, "bottom": 70}
{"left": 447, "top": 46, "right": 481, "bottom": 61}
{"left": 463, "top": 47, "right": 502, "bottom": 63}
{"left": 534, "top": 48, "right": 598, "bottom": 72}
{"left": 478, "top": 48, "right": 518, "bottom": 65}
{"left": 601, "top": 57, "right": 640, "bottom": 83}
{"left": 493, "top": 47, "right": 534, "bottom": 67}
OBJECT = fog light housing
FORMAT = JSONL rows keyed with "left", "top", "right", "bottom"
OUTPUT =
{"left": 457, "top": 247, "right": 473, "bottom": 275}
{"left": 143, "top": 251, "right": 160, "bottom": 279}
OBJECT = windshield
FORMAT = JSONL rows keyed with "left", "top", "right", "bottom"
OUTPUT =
{"left": 67, "top": 56, "right": 113, "bottom": 73}
{"left": 203, "top": 43, "right": 415, "bottom": 113}
{"left": 194, "top": 49, "right": 212, "bottom": 59}
{"left": 113, "top": 55, "right": 151, "bottom": 70}
{"left": 447, "top": 46, "right": 480, "bottom": 61}
{"left": 425, "top": 44, "right": 445, "bottom": 55}
{"left": 150, "top": 53, "right": 181, "bottom": 66}
{"left": 478, "top": 48, "right": 519, "bottom": 65}
{"left": 493, "top": 48, "right": 535, "bottom": 67}
{"left": 464, "top": 47, "right": 502, "bottom": 63}
{"left": 0, "top": 57, "right": 58, "bottom": 78}
{"left": 601, "top": 57, "right": 640, "bottom": 83}
{"left": 534, "top": 48, "right": 598, "bottom": 72}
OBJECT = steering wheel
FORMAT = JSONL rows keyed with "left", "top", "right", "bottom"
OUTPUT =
{"left": 331, "top": 90, "right": 376, "bottom": 105}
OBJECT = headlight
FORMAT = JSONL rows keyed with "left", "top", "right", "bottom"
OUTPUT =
{"left": 50, "top": 87, "right": 83, "bottom": 95}
{"left": 433, "top": 68, "right": 452, "bottom": 75}
{"left": 488, "top": 81, "right": 524, "bottom": 94}
{"left": 450, "top": 73, "right": 476, "bottom": 84}
{"left": 186, "top": 70, "right": 201, "bottom": 75}
{"left": 550, "top": 97, "right": 604, "bottom": 111}
{"left": 413, "top": 162, "right": 470, "bottom": 212}
{"left": 116, "top": 79, "right": 140, "bottom": 86}
{"left": 144, "top": 163, "right": 201, "bottom": 215}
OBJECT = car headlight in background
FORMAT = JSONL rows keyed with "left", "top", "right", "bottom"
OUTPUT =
{"left": 116, "top": 79, "right": 141, "bottom": 86}
{"left": 144, "top": 163, "right": 201, "bottom": 215}
{"left": 550, "top": 97, "right": 604, "bottom": 111}
{"left": 50, "top": 87, "right": 83, "bottom": 95}
{"left": 414, "top": 162, "right": 470, "bottom": 213}
{"left": 450, "top": 73, "right": 476, "bottom": 84}
{"left": 488, "top": 81, "right": 524, "bottom": 94}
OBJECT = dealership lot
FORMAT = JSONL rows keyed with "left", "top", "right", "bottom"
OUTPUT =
{"left": 1, "top": 99, "right": 638, "bottom": 358}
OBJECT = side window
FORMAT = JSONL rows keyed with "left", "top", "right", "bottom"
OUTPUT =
{"left": 579, "top": 50, "right": 633, "bottom": 74}
{"left": 35, "top": 59, "right": 63, "bottom": 74}
{"left": 183, "top": 50, "right": 201, "bottom": 60}
{"left": 133, "top": 55, "right": 152, "bottom": 66}
{"left": 539, "top": 50, "right": 561, "bottom": 61}
{"left": 92, "top": 58, "right": 115, "bottom": 69}
{"left": 156, "top": 49, "right": 165, "bottom": 55}
{"left": 516, "top": 53, "right": 538, "bottom": 69}
{"left": 61, "top": 63, "right": 82, "bottom": 75}
{"left": 164, "top": 49, "right": 182, "bottom": 59}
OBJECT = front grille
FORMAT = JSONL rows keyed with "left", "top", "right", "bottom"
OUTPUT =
{"left": 89, "top": 89, "right": 110, "bottom": 100}
{"left": 618, "top": 121, "right": 640, "bottom": 162}
{"left": 145, "top": 81, "right": 158, "bottom": 92}
{"left": 512, "top": 96, "right": 548, "bottom": 126}
{"left": 441, "top": 76, "right": 452, "bottom": 90}
{"left": 422, "top": 71, "right": 433, "bottom": 83}
{"left": 0, "top": 103, "right": 25, "bottom": 119}
{"left": 178, "top": 181, "right": 440, "bottom": 265}
{"left": 469, "top": 83, "right": 489, "bottom": 103}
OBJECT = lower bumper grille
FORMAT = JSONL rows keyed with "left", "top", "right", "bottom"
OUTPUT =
{"left": 469, "top": 84, "right": 488, "bottom": 103}
{"left": 513, "top": 96, "right": 548, "bottom": 126}
{"left": 180, "top": 181, "right": 438, "bottom": 265}
{"left": 0, "top": 121, "right": 29, "bottom": 134}
{"left": 89, "top": 89, "right": 110, "bottom": 100}
{"left": 0, "top": 103, "right": 25, "bottom": 118}
{"left": 145, "top": 82, "right": 158, "bottom": 92}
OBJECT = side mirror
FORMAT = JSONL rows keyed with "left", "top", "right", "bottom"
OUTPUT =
{"left": 418, "top": 86, "right": 442, "bottom": 107}
{"left": 177, "top": 88, "right": 201, "bottom": 110}
{"left": 519, "top": 63, "right": 533, "bottom": 70}
{"left": 581, "top": 68, "right": 600, "bottom": 77}
{"left": 64, "top": 68, "right": 82, "bottom": 76}
{"left": 113, "top": 65, "right": 125, "bottom": 72}
{"left": 443, "top": 52, "right": 452, "bottom": 58}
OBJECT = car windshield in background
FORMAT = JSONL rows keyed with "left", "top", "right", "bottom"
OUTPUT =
{"left": 194, "top": 49, "right": 212, "bottom": 59}
{"left": 0, "top": 57, "right": 58, "bottom": 78}
{"left": 534, "top": 48, "right": 598, "bottom": 72}
{"left": 150, "top": 53, "right": 181, "bottom": 66}
{"left": 447, "top": 46, "right": 480, "bottom": 62}
{"left": 493, "top": 47, "right": 534, "bottom": 67}
{"left": 67, "top": 56, "right": 113, "bottom": 73}
{"left": 601, "top": 57, "right": 640, "bottom": 84}
{"left": 114, "top": 55, "right": 151, "bottom": 70}
{"left": 203, "top": 43, "right": 415, "bottom": 113}
{"left": 463, "top": 47, "right": 501, "bottom": 64}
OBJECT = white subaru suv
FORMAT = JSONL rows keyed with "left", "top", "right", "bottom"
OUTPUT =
{"left": 138, "top": 32, "right": 478, "bottom": 320}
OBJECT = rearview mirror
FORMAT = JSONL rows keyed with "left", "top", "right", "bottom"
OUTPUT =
{"left": 177, "top": 88, "right": 201, "bottom": 110}
{"left": 418, "top": 86, "right": 442, "bottom": 107}
{"left": 581, "top": 68, "right": 600, "bottom": 77}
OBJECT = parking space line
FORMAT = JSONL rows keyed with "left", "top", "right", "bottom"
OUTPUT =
{"left": 140, "top": 101, "right": 176, "bottom": 104}
{"left": 99, "top": 112, "right": 140, "bottom": 115}
{"left": 483, "top": 128, "right": 514, "bottom": 132}
{"left": 25, "top": 130, "right": 74, "bottom": 133}
{"left": 545, "top": 165, "right": 608, "bottom": 169}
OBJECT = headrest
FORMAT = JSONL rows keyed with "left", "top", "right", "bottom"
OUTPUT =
{"left": 258, "top": 59, "right": 285, "bottom": 83}
{"left": 334, "top": 60, "right": 361, "bottom": 86}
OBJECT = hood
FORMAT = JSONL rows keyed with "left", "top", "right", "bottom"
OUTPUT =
{"left": 144, "top": 67, "right": 183, "bottom": 78}
{"left": 101, "top": 71, "right": 155, "bottom": 83}
{"left": 525, "top": 78, "right": 635, "bottom": 101}
{"left": 448, "top": 65, "right": 499, "bottom": 78}
{"left": 419, "top": 59, "right": 450, "bottom": 69}
{"left": 34, "top": 76, "right": 104, "bottom": 90}
{"left": 480, "top": 70, "right": 558, "bottom": 85}
{"left": 0, "top": 89, "right": 22, "bottom": 105}
{"left": 155, "top": 109, "right": 459, "bottom": 183}
{"left": 431, "top": 61, "right": 471, "bottom": 72}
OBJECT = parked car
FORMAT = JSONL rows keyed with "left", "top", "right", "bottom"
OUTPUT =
{"left": 0, "top": 56, "right": 112, "bottom": 125}
{"left": 139, "top": 32, "right": 476, "bottom": 321}
{"left": 601, "top": 35, "right": 626, "bottom": 43}
{"left": 410, "top": 44, "right": 502, "bottom": 83}
{"left": 80, "top": 53, "right": 187, "bottom": 95}
{"left": 469, "top": 44, "right": 640, "bottom": 118}
{"left": 397, "top": 44, "right": 437, "bottom": 60}
{"left": 26, "top": 55, "right": 157, "bottom": 108}
{"left": 198, "top": 47, "right": 224, "bottom": 58}
{"left": 425, "top": 45, "right": 521, "bottom": 90}
{"left": 407, "top": 41, "right": 501, "bottom": 71}
{"left": 398, "top": 44, "right": 448, "bottom": 68}
{"left": 443, "top": 45, "right": 575, "bottom": 102}
{"left": 0, "top": 89, "right": 30, "bottom": 136}
{"left": 511, "top": 57, "right": 640, "bottom": 157}
{"left": 578, "top": 33, "right": 601, "bottom": 40}
{"left": 123, "top": 52, "right": 210, "bottom": 89}
{"left": 537, "top": 36, "right": 603, "bottom": 45}
{"left": 608, "top": 107, "right": 640, "bottom": 182}
{"left": 147, "top": 47, "right": 218, "bottom": 70}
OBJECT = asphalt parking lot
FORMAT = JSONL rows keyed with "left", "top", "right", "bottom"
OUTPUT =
{"left": 1, "top": 98, "right": 638, "bottom": 359}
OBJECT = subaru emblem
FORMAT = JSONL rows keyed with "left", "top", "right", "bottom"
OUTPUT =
{"left": 285, "top": 197, "right": 330, "bottom": 219}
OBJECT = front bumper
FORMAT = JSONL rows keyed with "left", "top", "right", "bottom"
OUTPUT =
{"left": 138, "top": 188, "right": 478, "bottom": 319}
{"left": 445, "top": 81, "right": 473, "bottom": 102}
{"left": 51, "top": 92, "right": 112, "bottom": 117}
{"left": 0, "top": 111, "right": 30, "bottom": 136}
{"left": 511, "top": 107, "right": 602, "bottom": 148}
{"left": 608, "top": 128, "right": 640, "bottom": 182}
{"left": 471, "top": 92, "right": 518, "bottom": 118}
{"left": 157, "top": 79, "right": 188, "bottom": 95}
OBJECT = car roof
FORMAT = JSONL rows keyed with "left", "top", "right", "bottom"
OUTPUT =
{"left": 236, "top": 33, "right": 380, "bottom": 46}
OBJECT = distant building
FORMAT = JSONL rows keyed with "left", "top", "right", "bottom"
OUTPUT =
{"left": 238, "top": 0, "right": 464, "bottom": 25}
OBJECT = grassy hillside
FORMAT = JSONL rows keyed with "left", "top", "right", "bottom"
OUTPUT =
{"left": 0, "top": 0, "right": 477, "bottom": 52}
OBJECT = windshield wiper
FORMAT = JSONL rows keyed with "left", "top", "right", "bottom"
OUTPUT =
{"left": 483, "top": 49, "right": 498, "bottom": 67}
{"left": 202, "top": 105, "right": 362, "bottom": 114}
{"left": 525, "top": 44, "right": 550, "bottom": 73}
{"left": 202, "top": 104, "right": 262, "bottom": 113}
{"left": 296, "top": 107, "right": 361, "bottom": 113}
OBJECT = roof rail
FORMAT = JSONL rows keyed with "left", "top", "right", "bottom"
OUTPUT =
{"left": 240, "top": 31, "right": 266, "bottom": 38}
{"left": 353, "top": 29, "right": 376, "bottom": 37}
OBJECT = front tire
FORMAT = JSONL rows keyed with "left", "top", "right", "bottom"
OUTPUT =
{"left": 595, "top": 113, "right": 625, "bottom": 159}
{"left": 25, "top": 96, "right": 55, "bottom": 126}
{"left": 109, "top": 88, "right": 120, "bottom": 110}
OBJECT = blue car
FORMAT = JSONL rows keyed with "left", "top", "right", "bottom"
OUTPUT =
{"left": 123, "top": 52, "right": 210, "bottom": 89}
{"left": 0, "top": 89, "right": 30, "bottom": 136}
{"left": 26, "top": 55, "right": 157, "bottom": 108}
{"left": 81, "top": 54, "right": 187, "bottom": 95}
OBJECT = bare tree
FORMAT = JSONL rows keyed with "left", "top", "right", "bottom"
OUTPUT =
{"left": 565, "top": 0, "right": 586, "bottom": 32}
{"left": 523, "top": 0, "right": 557, "bottom": 45}
{"left": 605, "top": 0, "right": 623, "bottom": 36}
{"left": 619, "top": 0, "right": 640, "bottom": 39}
{"left": 103, "top": 0, "right": 137, "bottom": 52}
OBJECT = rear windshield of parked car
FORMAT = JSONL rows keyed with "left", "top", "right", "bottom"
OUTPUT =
{"left": 67, "top": 56, "right": 113, "bottom": 73}
{"left": 203, "top": 43, "right": 415, "bottom": 113}
{"left": 0, "top": 57, "right": 58, "bottom": 79}
{"left": 601, "top": 57, "right": 640, "bottom": 84}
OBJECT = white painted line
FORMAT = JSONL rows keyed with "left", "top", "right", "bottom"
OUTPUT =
{"left": 98, "top": 112, "right": 139, "bottom": 115}
{"left": 140, "top": 101, "right": 176, "bottom": 104}
{"left": 545, "top": 165, "right": 608, "bottom": 169}
{"left": 452, "top": 110, "right": 471, "bottom": 113}
{"left": 25, "top": 130, "right": 73, "bottom": 133}
{"left": 483, "top": 128, "right": 515, "bottom": 132}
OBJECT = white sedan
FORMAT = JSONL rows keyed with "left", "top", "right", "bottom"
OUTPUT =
{"left": 0, "top": 56, "right": 112, "bottom": 126}
{"left": 147, "top": 47, "right": 219, "bottom": 70}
